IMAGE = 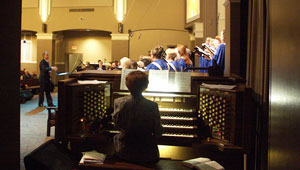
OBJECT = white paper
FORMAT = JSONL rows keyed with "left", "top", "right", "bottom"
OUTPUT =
{"left": 147, "top": 71, "right": 191, "bottom": 93}
{"left": 201, "top": 83, "right": 236, "bottom": 90}
{"left": 78, "top": 80, "right": 107, "bottom": 84}
{"left": 147, "top": 70, "right": 169, "bottom": 92}
{"left": 79, "top": 150, "right": 106, "bottom": 164}
{"left": 120, "top": 69, "right": 138, "bottom": 90}
{"left": 195, "top": 161, "right": 225, "bottom": 170}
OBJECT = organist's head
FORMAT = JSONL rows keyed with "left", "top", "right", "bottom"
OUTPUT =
{"left": 126, "top": 71, "right": 149, "bottom": 96}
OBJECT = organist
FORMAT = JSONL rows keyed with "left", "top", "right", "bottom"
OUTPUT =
{"left": 112, "top": 71, "right": 163, "bottom": 166}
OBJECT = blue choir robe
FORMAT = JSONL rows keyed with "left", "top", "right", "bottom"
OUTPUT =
{"left": 178, "top": 57, "right": 193, "bottom": 72}
{"left": 199, "top": 56, "right": 213, "bottom": 73}
{"left": 146, "top": 59, "right": 169, "bottom": 71}
{"left": 212, "top": 43, "right": 225, "bottom": 73}
{"left": 177, "top": 58, "right": 187, "bottom": 71}
{"left": 168, "top": 60, "right": 182, "bottom": 72}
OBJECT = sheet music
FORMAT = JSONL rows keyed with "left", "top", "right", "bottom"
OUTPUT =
{"left": 147, "top": 71, "right": 191, "bottom": 93}
{"left": 147, "top": 70, "right": 169, "bottom": 92}
{"left": 120, "top": 69, "right": 137, "bottom": 90}
{"left": 120, "top": 70, "right": 191, "bottom": 93}
{"left": 173, "top": 72, "right": 191, "bottom": 92}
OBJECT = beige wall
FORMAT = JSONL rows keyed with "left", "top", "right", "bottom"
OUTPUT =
{"left": 20, "top": 63, "right": 37, "bottom": 73}
{"left": 63, "top": 31, "right": 112, "bottom": 64}
{"left": 129, "top": 30, "right": 189, "bottom": 60}
{"left": 22, "top": 0, "right": 190, "bottom": 61}
{"left": 22, "top": 1, "right": 116, "bottom": 33}
{"left": 22, "top": 8, "right": 42, "bottom": 32}
{"left": 126, "top": 0, "right": 190, "bottom": 59}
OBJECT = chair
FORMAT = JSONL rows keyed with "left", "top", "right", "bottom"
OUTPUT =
{"left": 47, "top": 106, "right": 57, "bottom": 136}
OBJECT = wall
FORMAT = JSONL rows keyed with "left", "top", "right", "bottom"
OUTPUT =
{"left": 125, "top": 0, "right": 190, "bottom": 59}
{"left": 22, "top": 0, "right": 188, "bottom": 33}
{"left": 22, "top": 0, "right": 190, "bottom": 61}
{"left": 269, "top": 0, "right": 300, "bottom": 169}
{"left": 129, "top": 30, "right": 189, "bottom": 59}
{"left": 22, "top": 0, "right": 116, "bottom": 33}
{"left": 62, "top": 31, "right": 112, "bottom": 64}
{"left": 21, "top": 63, "right": 37, "bottom": 73}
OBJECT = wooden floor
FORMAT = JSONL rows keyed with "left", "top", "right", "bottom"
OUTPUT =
{"left": 20, "top": 92, "right": 57, "bottom": 170}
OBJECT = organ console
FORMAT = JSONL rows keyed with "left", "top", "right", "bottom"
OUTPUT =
{"left": 56, "top": 70, "right": 252, "bottom": 169}
{"left": 113, "top": 91, "right": 199, "bottom": 145}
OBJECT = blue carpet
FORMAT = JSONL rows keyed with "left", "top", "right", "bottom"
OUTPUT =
{"left": 20, "top": 92, "right": 57, "bottom": 170}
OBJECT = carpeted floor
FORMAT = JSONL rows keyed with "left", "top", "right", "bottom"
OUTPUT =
{"left": 20, "top": 92, "right": 57, "bottom": 170}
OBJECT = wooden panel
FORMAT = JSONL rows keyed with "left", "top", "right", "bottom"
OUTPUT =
{"left": 52, "top": 0, "right": 112, "bottom": 7}
{"left": 0, "top": 0, "right": 21, "bottom": 169}
{"left": 269, "top": 0, "right": 300, "bottom": 169}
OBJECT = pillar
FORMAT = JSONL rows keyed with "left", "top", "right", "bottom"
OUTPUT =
{"left": 111, "top": 34, "right": 129, "bottom": 61}
{"left": 203, "top": 0, "right": 218, "bottom": 38}
{"left": 36, "top": 33, "right": 57, "bottom": 82}
{"left": 193, "top": 22, "right": 205, "bottom": 67}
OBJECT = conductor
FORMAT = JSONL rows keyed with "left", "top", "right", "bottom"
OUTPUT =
{"left": 38, "top": 51, "right": 57, "bottom": 107}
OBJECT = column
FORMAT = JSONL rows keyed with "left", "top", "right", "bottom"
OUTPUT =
{"left": 204, "top": 0, "right": 218, "bottom": 38}
{"left": 193, "top": 22, "right": 205, "bottom": 67}
{"left": 111, "top": 34, "right": 129, "bottom": 61}
{"left": 36, "top": 33, "right": 56, "bottom": 81}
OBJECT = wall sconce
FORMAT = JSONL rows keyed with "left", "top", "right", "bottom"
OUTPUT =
{"left": 42, "top": 23, "right": 47, "bottom": 33}
{"left": 114, "top": 0, "right": 127, "bottom": 22}
{"left": 118, "top": 23, "right": 123, "bottom": 33}
{"left": 39, "top": 0, "right": 51, "bottom": 23}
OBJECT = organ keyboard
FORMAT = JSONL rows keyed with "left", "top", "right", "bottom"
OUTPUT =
{"left": 107, "top": 130, "right": 197, "bottom": 138}
{"left": 111, "top": 92, "right": 199, "bottom": 145}
{"left": 162, "top": 124, "right": 197, "bottom": 129}
{"left": 162, "top": 133, "right": 197, "bottom": 138}
{"left": 159, "top": 108, "right": 194, "bottom": 113}
{"left": 160, "top": 116, "right": 195, "bottom": 121}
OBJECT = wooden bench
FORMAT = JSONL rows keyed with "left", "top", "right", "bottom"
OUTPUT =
{"left": 47, "top": 106, "right": 58, "bottom": 136}
{"left": 20, "top": 78, "right": 40, "bottom": 94}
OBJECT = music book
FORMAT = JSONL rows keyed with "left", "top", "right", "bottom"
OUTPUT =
{"left": 79, "top": 150, "right": 106, "bottom": 164}
{"left": 182, "top": 157, "right": 225, "bottom": 170}
{"left": 78, "top": 80, "right": 107, "bottom": 84}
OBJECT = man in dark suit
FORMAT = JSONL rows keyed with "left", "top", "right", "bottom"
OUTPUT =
{"left": 112, "top": 71, "right": 163, "bottom": 166}
{"left": 38, "top": 51, "right": 57, "bottom": 107}
{"left": 97, "top": 60, "right": 106, "bottom": 70}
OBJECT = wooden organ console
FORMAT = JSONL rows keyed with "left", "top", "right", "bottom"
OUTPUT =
{"left": 56, "top": 70, "right": 252, "bottom": 170}
{"left": 112, "top": 92, "right": 199, "bottom": 146}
